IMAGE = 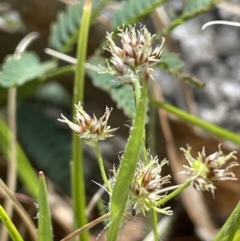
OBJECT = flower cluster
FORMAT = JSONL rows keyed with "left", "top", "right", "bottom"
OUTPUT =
{"left": 103, "top": 25, "right": 165, "bottom": 82}
{"left": 181, "top": 145, "right": 239, "bottom": 195}
{"left": 111, "top": 154, "right": 172, "bottom": 221}
{"left": 58, "top": 102, "right": 117, "bottom": 145}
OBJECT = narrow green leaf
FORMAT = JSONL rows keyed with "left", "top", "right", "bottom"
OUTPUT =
{"left": 0, "top": 117, "right": 39, "bottom": 198}
{"left": 214, "top": 201, "right": 240, "bottom": 241}
{"left": 0, "top": 205, "right": 24, "bottom": 241}
{"left": 107, "top": 82, "right": 148, "bottom": 241}
{"left": 150, "top": 100, "right": 240, "bottom": 145}
{"left": 38, "top": 171, "right": 53, "bottom": 241}
{"left": 0, "top": 52, "right": 44, "bottom": 88}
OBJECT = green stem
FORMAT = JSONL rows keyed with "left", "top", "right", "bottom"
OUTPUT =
{"left": 72, "top": 0, "right": 92, "bottom": 240}
{"left": 151, "top": 209, "right": 159, "bottom": 241}
{"left": 156, "top": 180, "right": 191, "bottom": 206}
{"left": 151, "top": 99, "right": 240, "bottom": 145}
{"left": 0, "top": 205, "right": 24, "bottom": 241}
{"left": 132, "top": 79, "right": 142, "bottom": 106}
{"left": 92, "top": 143, "right": 112, "bottom": 192}
{"left": 41, "top": 64, "right": 75, "bottom": 81}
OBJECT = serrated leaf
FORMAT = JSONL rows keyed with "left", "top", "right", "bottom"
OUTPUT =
{"left": 111, "top": 0, "right": 167, "bottom": 30}
{"left": 49, "top": 0, "right": 112, "bottom": 52}
{"left": 160, "top": 51, "right": 184, "bottom": 69}
{"left": 86, "top": 56, "right": 135, "bottom": 118}
{"left": 161, "top": 0, "right": 221, "bottom": 36}
{"left": 183, "top": 0, "right": 213, "bottom": 13}
{"left": 0, "top": 52, "right": 44, "bottom": 88}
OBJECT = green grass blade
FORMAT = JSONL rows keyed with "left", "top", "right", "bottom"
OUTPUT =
{"left": 0, "top": 205, "right": 24, "bottom": 241}
{"left": 0, "top": 117, "right": 39, "bottom": 198}
{"left": 150, "top": 100, "right": 240, "bottom": 145}
{"left": 38, "top": 171, "right": 53, "bottom": 241}
{"left": 107, "top": 81, "right": 148, "bottom": 241}
{"left": 214, "top": 201, "right": 240, "bottom": 241}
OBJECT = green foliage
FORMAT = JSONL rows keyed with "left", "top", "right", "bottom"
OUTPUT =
{"left": 214, "top": 201, "right": 240, "bottom": 241}
{"left": 86, "top": 57, "right": 135, "bottom": 118}
{"left": 159, "top": 52, "right": 205, "bottom": 88}
{"left": 0, "top": 205, "right": 24, "bottom": 241}
{"left": 160, "top": 51, "right": 184, "bottom": 70}
{"left": 107, "top": 81, "right": 148, "bottom": 241}
{"left": 183, "top": 0, "right": 216, "bottom": 13}
{"left": 150, "top": 99, "right": 240, "bottom": 145}
{"left": 0, "top": 117, "right": 39, "bottom": 198}
{"left": 111, "top": 0, "right": 168, "bottom": 30}
{"left": 49, "top": 0, "right": 112, "bottom": 53}
{"left": 161, "top": 0, "right": 221, "bottom": 36}
{"left": 0, "top": 52, "right": 43, "bottom": 88}
{"left": 16, "top": 103, "right": 88, "bottom": 195}
{"left": 38, "top": 172, "right": 53, "bottom": 241}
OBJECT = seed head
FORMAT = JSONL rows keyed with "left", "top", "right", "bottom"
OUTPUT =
{"left": 58, "top": 102, "right": 118, "bottom": 145}
{"left": 181, "top": 145, "right": 239, "bottom": 195}
{"left": 103, "top": 25, "right": 165, "bottom": 82}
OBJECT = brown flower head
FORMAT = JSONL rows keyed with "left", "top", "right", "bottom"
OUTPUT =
{"left": 103, "top": 25, "right": 165, "bottom": 82}
{"left": 181, "top": 145, "right": 239, "bottom": 195}
{"left": 58, "top": 102, "right": 118, "bottom": 145}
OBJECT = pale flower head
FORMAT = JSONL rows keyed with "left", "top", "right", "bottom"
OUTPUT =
{"left": 58, "top": 102, "right": 118, "bottom": 145}
{"left": 103, "top": 25, "right": 165, "bottom": 82}
{"left": 181, "top": 144, "right": 239, "bottom": 195}
{"left": 110, "top": 154, "right": 172, "bottom": 220}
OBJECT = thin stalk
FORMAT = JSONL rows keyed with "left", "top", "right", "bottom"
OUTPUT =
{"left": 60, "top": 213, "right": 110, "bottom": 241}
{"left": 156, "top": 181, "right": 191, "bottom": 206}
{"left": 151, "top": 210, "right": 159, "bottom": 241}
{"left": 41, "top": 64, "right": 75, "bottom": 81}
{"left": 0, "top": 180, "right": 37, "bottom": 241}
{"left": 0, "top": 87, "right": 17, "bottom": 241}
{"left": 132, "top": 80, "right": 148, "bottom": 162}
{"left": 0, "top": 205, "right": 24, "bottom": 241}
{"left": 151, "top": 99, "right": 240, "bottom": 145}
{"left": 72, "top": 0, "right": 92, "bottom": 240}
{"left": 92, "top": 143, "right": 112, "bottom": 192}
{"left": 1, "top": 32, "right": 39, "bottom": 241}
